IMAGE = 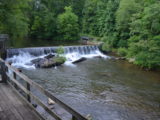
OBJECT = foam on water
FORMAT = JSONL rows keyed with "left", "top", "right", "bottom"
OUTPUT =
{"left": 64, "top": 50, "right": 109, "bottom": 66}
{"left": 6, "top": 46, "right": 109, "bottom": 69}
{"left": 6, "top": 52, "right": 38, "bottom": 69}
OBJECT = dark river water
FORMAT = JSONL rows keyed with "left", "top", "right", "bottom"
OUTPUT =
{"left": 22, "top": 58, "right": 160, "bottom": 120}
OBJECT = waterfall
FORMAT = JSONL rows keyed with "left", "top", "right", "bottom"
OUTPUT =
{"left": 6, "top": 45, "right": 109, "bottom": 69}
{"left": 7, "top": 45, "right": 100, "bottom": 58}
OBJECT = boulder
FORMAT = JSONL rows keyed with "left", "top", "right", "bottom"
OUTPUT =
{"left": 118, "top": 57, "right": 126, "bottom": 60}
{"left": 44, "top": 54, "right": 55, "bottom": 59}
{"left": 35, "top": 58, "right": 48, "bottom": 68}
{"left": 31, "top": 56, "right": 66, "bottom": 68}
{"left": 72, "top": 57, "right": 87, "bottom": 64}
{"left": 31, "top": 58, "right": 44, "bottom": 64}
{"left": 41, "top": 57, "right": 65, "bottom": 68}
{"left": 39, "top": 58, "right": 53, "bottom": 68}
{"left": 128, "top": 58, "right": 135, "bottom": 63}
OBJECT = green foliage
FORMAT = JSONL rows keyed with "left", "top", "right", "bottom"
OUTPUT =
{"left": 116, "top": 0, "right": 140, "bottom": 47}
{"left": 56, "top": 46, "right": 65, "bottom": 55}
{"left": 82, "top": 0, "right": 98, "bottom": 35}
{"left": 128, "top": 37, "right": 160, "bottom": 69}
{"left": 82, "top": 0, "right": 119, "bottom": 38}
{"left": 57, "top": 6, "right": 79, "bottom": 41}
{"left": 31, "top": 16, "right": 43, "bottom": 38}
{"left": 101, "top": 36, "right": 114, "bottom": 51}
{"left": 81, "top": 0, "right": 160, "bottom": 69}
{"left": 127, "top": 1, "right": 160, "bottom": 69}
{"left": 102, "top": 44, "right": 112, "bottom": 52}
{"left": 96, "top": 0, "right": 119, "bottom": 38}
{"left": 54, "top": 56, "right": 66, "bottom": 64}
{"left": 117, "top": 47, "right": 127, "bottom": 56}
{"left": 0, "top": 0, "right": 29, "bottom": 45}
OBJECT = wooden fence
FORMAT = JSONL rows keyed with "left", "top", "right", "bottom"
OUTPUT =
{"left": 0, "top": 58, "right": 88, "bottom": 120}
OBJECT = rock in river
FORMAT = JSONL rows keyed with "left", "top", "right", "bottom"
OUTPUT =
{"left": 31, "top": 55, "right": 66, "bottom": 68}
{"left": 44, "top": 54, "right": 55, "bottom": 59}
{"left": 72, "top": 57, "right": 87, "bottom": 64}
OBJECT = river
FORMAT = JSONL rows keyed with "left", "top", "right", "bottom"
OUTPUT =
{"left": 21, "top": 58, "right": 160, "bottom": 120}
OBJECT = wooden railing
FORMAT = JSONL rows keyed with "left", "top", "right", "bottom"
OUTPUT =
{"left": 0, "top": 58, "right": 88, "bottom": 120}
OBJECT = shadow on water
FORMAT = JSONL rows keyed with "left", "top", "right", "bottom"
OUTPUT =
{"left": 22, "top": 58, "right": 160, "bottom": 120}
{"left": 11, "top": 38, "right": 80, "bottom": 48}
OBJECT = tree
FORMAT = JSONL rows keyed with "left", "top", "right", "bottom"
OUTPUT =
{"left": 57, "top": 6, "right": 79, "bottom": 41}
{"left": 0, "top": 0, "right": 29, "bottom": 46}
{"left": 128, "top": 2, "right": 160, "bottom": 69}
{"left": 82, "top": 0, "right": 98, "bottom": 35}
{"left": 100, "top": 0, "right": 120, "bottom": 48}
{"left": 116, "top": 0, "right": 140, "bottom": 47}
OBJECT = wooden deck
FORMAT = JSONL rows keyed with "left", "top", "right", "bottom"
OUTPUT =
{"left": 0, "top": 83, "right": 41, "bottom": 120}
{"left": 0, "top": 58, "right": 87, "bottom": 120}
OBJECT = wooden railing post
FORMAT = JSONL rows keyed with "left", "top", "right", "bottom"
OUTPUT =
{"left": 0, "top": 62, "right": 7, "bottom": 83}
{"left": 26, "top": 82, "right": 31, "bottom": 102}
{"left": 17, "top": 69, "right": 31, "bottom": 102}
{"left": 13, "top": 72, "right": 18, "bottom": 89}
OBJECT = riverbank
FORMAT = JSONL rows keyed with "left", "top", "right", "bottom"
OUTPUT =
{"left": 94, "top": 41, "right": 160, "bottom": 71}
{"left": 107, "top": 50, "right": 160, "bottom": 71}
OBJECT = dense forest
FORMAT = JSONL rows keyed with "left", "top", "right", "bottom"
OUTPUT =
{"left": 0, "top": 0, "right": 160, "bottom": 69}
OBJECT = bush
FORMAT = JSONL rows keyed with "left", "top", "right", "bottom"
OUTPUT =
{"left": 118, "top": 40, "right": 128, "bottom": 48}
{"left": 54, "top": 57, "right": 66, "bottom": 63}
{"left": 56, "top": 46, "right": 65, "bottom": 55}
{"left": 101, "top": 35, "right": 118, "bottom": 48}
{"left": 117, "top": 47, "right": 128, "bottom": 56}
{"left": 57, "top": 6, "right": 79, "bottom": 41}
{"left": 102, "top": 43, "right": 112, "bottom": 52}
{"left": 134, "top": 52, "right": 158, "bottom": 69}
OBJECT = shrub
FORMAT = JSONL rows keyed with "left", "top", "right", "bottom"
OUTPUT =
{"left": 56, "top": 46, "right": 65, "bottom": 55}
{"left": 102, "top": 43, "right": 112, "bottom": 52}
{"left": 117, "top": 47, "right": 128, "bottom": 56}
{"left": 57, "top": 6, "right": 79, "bottom": 41}
{"left": 54, "top": 57, "right": 66, "bottom": 63}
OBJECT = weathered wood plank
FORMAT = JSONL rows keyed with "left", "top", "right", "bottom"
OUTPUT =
{"left": 26, "top": 82, "right": 31, "bottom": 102}
{"left": 7, "top": 81, "right": 44, "bottom": 120}
{"left": 2, "top": 83, "right": 42, "bottom": 120}
{"left": 0, "top": 110, "right": 10, "bottom": 120}
{"left": 0, "top": 84, "right": 24, "bottom": 120}
{"left": 0, "top": 83, "right": 42, "bottom": 120}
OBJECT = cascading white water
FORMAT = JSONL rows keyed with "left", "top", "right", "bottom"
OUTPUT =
{"left": 6, "top": 45, "right": 109, "bottom": 69}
